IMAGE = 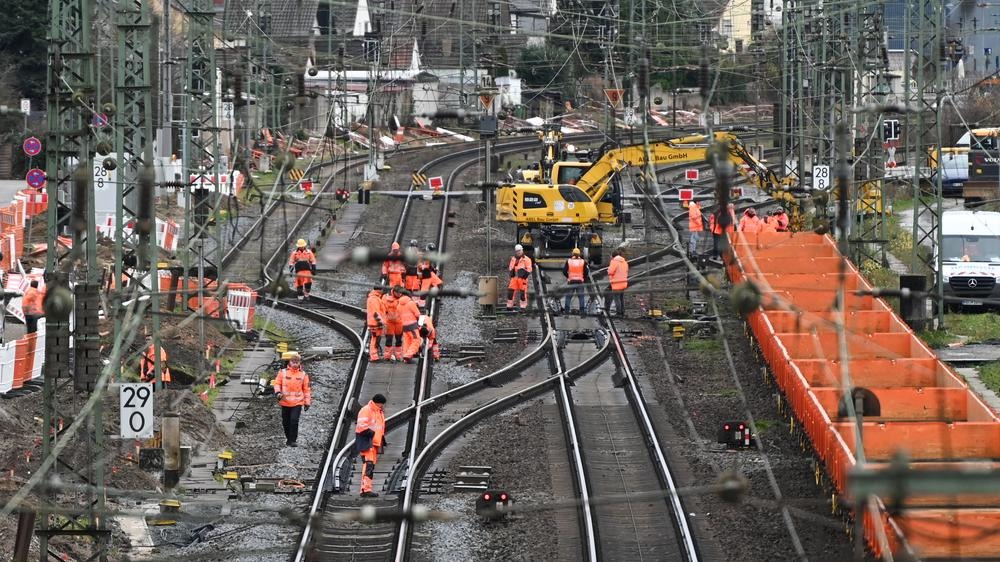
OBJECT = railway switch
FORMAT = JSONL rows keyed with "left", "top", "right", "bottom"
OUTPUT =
{"left": 718, "top": 421, "right": 753, "bottom": 449}
{"left": 476, "top": 489, "right": 514, "bottom": 520}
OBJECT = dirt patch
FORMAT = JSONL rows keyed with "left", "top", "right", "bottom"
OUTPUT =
{"left": 632, "top": 292, "right": 860, "bottom": 561}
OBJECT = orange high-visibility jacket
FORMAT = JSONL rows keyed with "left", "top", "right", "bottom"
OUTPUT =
{"left": 381, "top": 293, "right": 400, "bottom": 323}
{"left": 420, "top": 271, "right": 443, "bottom": 293}
{"left": 22, "top": 287, "right": 44, "bottom": 316}
{"left": 141, "top": 345, "right": 172, "bottom": 382}
{"left": 289, "top": 248, "right": 316, "bottom": 271}
{"left": 366, "top": 290, "right": 386, "bottom": 327}
{"left": 274, "top": 366, "right": 312, "bottom": 407}
{"left": 397, "top": 295, "right": 421, "bottom": 327}
{"left": 356, "top": 400, "right": 386, "bottom": 447}
{"left": 608, "top": 255, "right": 629, "bottom": 291}
{"left": 509, "top": 255, "right": 532, "bottom": 277}
{"left": 711, "top": 209, "right": 737, "bottom": 235}
{"left": 385, "top": 261, "right": 406, "bottom": 286}
{"left": 739, "top": 215, "right": 762, "bottom": 233}
{"left": 688, "top": 202, "right": 704, "bottom": 232}
{"left": 564, "top": 257, "right": 587, "bottom": 282}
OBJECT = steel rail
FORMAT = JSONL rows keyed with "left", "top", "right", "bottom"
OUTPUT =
{"left": 534, "top": 270, "right": 601, "bottom": 562}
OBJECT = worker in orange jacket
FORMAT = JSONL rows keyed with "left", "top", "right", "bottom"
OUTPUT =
{"left": 21, "top": 280, "right": 44, "bottom": 334}
{"left": 288, "top": 239, "right": 317, "bottom": 300}
{"left": 688, "top": 201, "right": 705, "bottom": 255}
{"left": 273, "top": 351, "right": 311, "bottom": 447}
{"left": 396, "top": 288, "right": 423, "bottom": 362}
{"left": 561, "top": 248, "right": 589, "bottom": 314}
{"left": 767, "top": 208, "right": 790, "bottom": 232}
{"left": 382, "top": 242, "right": 406, "bottom": 287}
{"left": 711, "top": 203, "right": 737, "bottom": 257}
{"left": 417, "top": 268, "right": 443, "bottom": 308}
{"left": 366, "top": 286, "right": 387, "bottom": 361}
{"left": 605, "top": 249, "right": 629, "bottom": 316}
{"left": 419, "top": 306, "right": 440, "bottom": 361}
{"left": 738, "top": 208, "right": 763, "bottom": 233}
{"left": 381, "top": 287, "right": 403, "bottom": 361}
{"left": 507, "top": 244, "right": 533, "bottom": 311}
{"left": 354, "top": 393, "right": 387, "bottom": 498}
{"left": 140, "top": 337, "right": 172, "bottom": 385}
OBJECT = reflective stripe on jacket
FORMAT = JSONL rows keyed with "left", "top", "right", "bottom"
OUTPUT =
{"left": 608, "top": 255, "right": 629, "bottom": 291}
{"left": 274, "top": 367, "right": 312, "bottom": 407}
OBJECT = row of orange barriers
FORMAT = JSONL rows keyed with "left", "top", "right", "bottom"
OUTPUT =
{"left": 726, "top": 231, "right": 1000, "bottom": 559}
{"left": 0, "top": 189, "right": 48, "bottom": 397}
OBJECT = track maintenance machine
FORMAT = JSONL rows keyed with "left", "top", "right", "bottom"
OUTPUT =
{"left": 495, "top": 131, "right": 807, "bottom": 265}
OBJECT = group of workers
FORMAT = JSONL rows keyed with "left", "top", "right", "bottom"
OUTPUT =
{"left": 687, "top": 200, "right": 790, "bottom": 256}
{"left": 365, "top": 284, "right": 439, "bottom": 362}
{"left": 506, "top": 243, "right": 630, "bottom": 316}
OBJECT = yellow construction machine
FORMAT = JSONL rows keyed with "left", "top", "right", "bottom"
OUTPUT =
{"left": 496, "top": 131, "right": 805, "bottom": 264}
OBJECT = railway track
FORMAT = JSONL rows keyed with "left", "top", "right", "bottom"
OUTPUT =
{"left": 282, "top": 128, "right": 777, "bottom": 560}
{"left": 293, "top": 132, "right": 616, "bottom": 561}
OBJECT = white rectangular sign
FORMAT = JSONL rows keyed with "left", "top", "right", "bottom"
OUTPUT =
{"left": 20, "top": 99, "right": 30, "bottom": 115}
{"left": 812, "top": 165, "right": 830, "bottom": 191}
{"left": 222, "top": 101, "right": 234, "bottom": 122}
{"left": 119, "top": 383, "right": 154, "bottom": 439}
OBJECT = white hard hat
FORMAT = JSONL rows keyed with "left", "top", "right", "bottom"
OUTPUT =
{"left": 514, "top": 244, "right": 523, "bottom": 251}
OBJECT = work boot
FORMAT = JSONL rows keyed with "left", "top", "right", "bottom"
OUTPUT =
{"left": 286, "top": 441, "right": 297, "bottom": 447}
{"left": 297, "top": 294, "right": 305, "bottom": 301}
{"left": 404, "top": 356, "right": 413, "bottom": 364}
{"left": 360, "top": 491, "right": 379, "bottom": 498}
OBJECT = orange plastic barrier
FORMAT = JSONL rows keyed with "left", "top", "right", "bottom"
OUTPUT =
{"left": 727, "top": 231, "right": 1000, "bottom": 559}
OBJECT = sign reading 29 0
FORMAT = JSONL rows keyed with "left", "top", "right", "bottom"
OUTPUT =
{"left": 119, "top": 383, "right": 154, "bottom": 439}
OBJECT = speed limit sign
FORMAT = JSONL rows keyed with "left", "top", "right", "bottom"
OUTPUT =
{"left": 120, "top": 383, "right": 154, "bottom": 439}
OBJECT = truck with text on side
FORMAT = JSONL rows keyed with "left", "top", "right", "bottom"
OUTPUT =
{"left": 494, "top": 131, "right": 806, "bottom": 266}
{"left": 965, "top": 128, "right": 1000, "bottom": 203}
{"left": 925, "top": 128, "right": 1000, "bottom": 199}
{"left": 939, "top": 210, "right": 1000, "bottom": 311}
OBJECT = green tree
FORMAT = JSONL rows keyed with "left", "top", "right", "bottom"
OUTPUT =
{"left": 516, "top": 45, "right": 573, "bottom": 90}
{"left": 0, "top": 0, "right": 49, "bottom": 102}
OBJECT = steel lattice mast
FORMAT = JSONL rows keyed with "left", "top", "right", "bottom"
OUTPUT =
{"left": 41, "top": 0, "right": 107, "bottom": 558}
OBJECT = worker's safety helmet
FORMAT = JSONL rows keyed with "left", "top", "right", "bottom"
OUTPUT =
{"left": 296, "top": 239, "right": 307, "bottom": 248}
{"left": 282, "top": 351, "right": 301, "bottom": 362}
{"left": 514, "top": 244, "right": 523, "bottom": 252}
{"left": 409, "top": 239, "right": 419, "bottom": 247}
{"left": 745, "top": 208, "right": 756, "bottom": 217}
{"left": 571, "top": 248, "right": 581, "bottom": 256}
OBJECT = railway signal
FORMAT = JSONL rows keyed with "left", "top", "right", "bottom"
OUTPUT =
{"left": 475, "top": 489, "right": 513, "bottom": 520}
{"left": 718, "top": 421, "right": 753, "bottom": 449}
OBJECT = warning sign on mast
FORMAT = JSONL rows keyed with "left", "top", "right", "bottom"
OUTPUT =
{"left": 479, "top": 94, "right": 495, "bottom": 110}
{"left": 604, "top": 89, "right": 624, "bottom": 109}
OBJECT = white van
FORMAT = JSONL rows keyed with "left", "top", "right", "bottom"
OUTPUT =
{"left": 940, "top": 210, "right": 1000, "bottom": 310}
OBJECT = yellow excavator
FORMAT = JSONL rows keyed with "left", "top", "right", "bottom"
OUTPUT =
{"left": 520, "top": 123, "right": 592, "bottom": 185}
{"left": 496, "top": 131, "right": 806, "bottom": 264}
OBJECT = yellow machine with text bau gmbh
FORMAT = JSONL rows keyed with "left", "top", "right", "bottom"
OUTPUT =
{"left": 495, "top": 131, "right": 806, "bottom": 264}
